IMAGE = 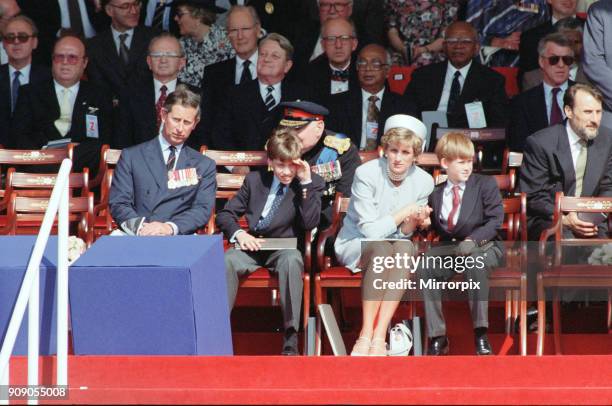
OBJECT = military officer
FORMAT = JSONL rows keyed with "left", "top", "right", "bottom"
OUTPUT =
{"left": 278, "top": 100, "right": 360, "bottom": 227}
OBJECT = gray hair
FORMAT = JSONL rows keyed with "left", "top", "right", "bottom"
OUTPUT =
{"left": 537, "top": 32, "right": 574, "bottom": 57}
{"left": 226, "top": 5, "right": 261, "bottom": 27}
{"left": 148, "top": 32, "right": 185, "bottom": 57}
{"left": 320, "top": 17, "right": 356, "bottom": 37}
{"left": 3, "top": 14, "right": 38, "bottom": 36}
{"left": 260, "top": 33, "right": 294, "bottom": 61}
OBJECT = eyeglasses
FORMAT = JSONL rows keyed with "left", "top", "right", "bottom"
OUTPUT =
{"left": 544, "top": 55, "right": 575, "bottom": 66}
{"left": 444, "top": 38, "right": 476, "bottom": 46}
{"left": 149, "top": 51, "right": 183, "bottom": 58}
{"left": 108, "top": 0, "right": 141, "bottom": 11}
{"left": 319, "top": 2, "right": 350, "bottom": 12}
{"left": 227, "top": 24, "right": 258, "bottom": 37}
{"left": 356, "top": 60, "right": 388, "bottom": 71}
{"left": 322, "top": 35, "right": 355, "bottom": 44}
{"left": 52, "top": 53, "right": 83, "bottom": 65}
{"left": 175, "top": 10, "right": 191, "bottom": 18}
{"left": 2, "top": 33, "right": 35, "bottom": 44}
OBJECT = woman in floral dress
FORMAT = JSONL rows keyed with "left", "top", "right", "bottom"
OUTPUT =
{"left": 385, "top": 0, "right": 460, "bottom": 67}
{"left": 174, "top": 0, "right": 235, "bottom": 87}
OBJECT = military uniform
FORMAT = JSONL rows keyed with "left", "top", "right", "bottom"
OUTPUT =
{"left": 303, "top": 130, "right": 360, "bottom": 227}
{"left": 279, "top": 100, "right": 361, "bottom": 227}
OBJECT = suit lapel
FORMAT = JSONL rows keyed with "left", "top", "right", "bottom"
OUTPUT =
{"left": 0, "top": 66, "right": 10, "bottom": 111}
{"left": 100, "top": 31, "right": 124, "bottom": 76}
{"left": 534, "top": 84, "right": 548, "bottom": 127}
{"left": 253, "top": 171, "right": 274, "bottom": 221}
{"left": 431, "top": 63, "right": 447, "bottom": 109}
{"left": 459, "top": 63, "right": 479, "bottom": 105}
{"left": 350, "top": 89, "right": 363, "bottom": 146}
{"left": 432, "top": 185, "right": 445, "bottom": 231}
{"left": 582, "top": 135, "right": 607, "bottom": 196}
{"left": 555, "top": 125, "right": 575, "bottom": 194}
{"left": 453, "top": 176, "right": 477, "bottom": 234}
{"left": 142, "top": 138, "right": 168, "bottom": 194}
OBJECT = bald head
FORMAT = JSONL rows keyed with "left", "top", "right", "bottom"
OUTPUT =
{"left": 0, "top": 0, "right": 20, "bottom": 30}
{"left": 443, "top": 21, "right": 480, "bottom": 69}
{"left": 356, "top": 44, "right": 389, "bottom": 93}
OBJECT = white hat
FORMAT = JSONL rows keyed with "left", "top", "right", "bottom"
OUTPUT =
{"left": 383, "top": 114, "right": 427, "bottom": 141}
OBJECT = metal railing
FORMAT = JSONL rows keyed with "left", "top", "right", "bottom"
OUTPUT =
{"left": 0, "top": 159, "right": 72, "bottom": 405}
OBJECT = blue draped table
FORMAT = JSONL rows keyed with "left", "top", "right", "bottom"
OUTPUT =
{"left": 69, "top": 235, "right": 232, "bottom": 355}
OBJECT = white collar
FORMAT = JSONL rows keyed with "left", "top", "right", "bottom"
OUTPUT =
{"left": 111, "top": 26, "right": 134, "bottom": 41}
{"left": 53, "top": 79, "right": 80, "bottom": 94}
{"left": 361, "top": 87, "right": 385, "bottom": 101}
{"left": 236, "top": 51, "right": 258, "bottom": 66}
{"left": 444, "top": 179, "right": 466, "bottom": 194}
{"left": 542, "top": 79, "right": 569, "bottom": 93}
{"left": 9, "top": 63, "right": 31, "bottom": 78}
{"left": 566, "top": 121, "right": 583, "bottom": 147}
{"left": 329, "top": 60, "right": 351, "bottom": 72}
{"left": 158, "top": 133, "right": 184, "bottom": 153}
{"left": 447, "top": 60, "right": 472, "bottom": 79}
{"left": 154, "top": 78, "right": 178, "bottom": 93}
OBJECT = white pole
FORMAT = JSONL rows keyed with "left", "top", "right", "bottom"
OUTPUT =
{"left": 56, "top": 166, "right": 69, "bottom": 386}
{"left": 0, "top": 359, "right": 8, "bottom": 405}
{"left": 0, "top": 159, "right": 72, "bottom": 397}
{"left": 27, "top": 264, "right": 39, "bottom": 405}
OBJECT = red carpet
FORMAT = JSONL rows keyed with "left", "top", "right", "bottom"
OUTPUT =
{"left": 8, "top": 355, "right": 612, "bottom": 404}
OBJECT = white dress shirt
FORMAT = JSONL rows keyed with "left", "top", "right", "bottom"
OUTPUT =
{"left": 54, "top": 80, "right": 80, "bottom": 114}
{"left": 543, "top": 80, "right": 568, "bottom": 124}
{"left": 566, "top": 122, "right": 586, "bottom": 171}
{"left": 360, "top": 88, "right": 384, "bottom": 149}
{"left": 234, "top": 52, "right": 258, "bottom": 85}
{"left": 58, "top": 0, "right": 96, "bottom": 38}
{"left": 259, "top": 80, "right": 281, "bottom": 109}
{"left": 330, "top": 61, "right": 351, "bottom": 95}
{"left": 0, "top": 44, "right": 7, "bottom": 65}
{"left": 111, "top": 26, "right": 135, "bottom": 54}
{"left": 154, "top": 78, "right": 177, "bottom": 101}
{"left": 440, "top": 180, "right": 466, "bottom": 229}
{"left": 437, "top": 61, "right": 472, "bottom": 112}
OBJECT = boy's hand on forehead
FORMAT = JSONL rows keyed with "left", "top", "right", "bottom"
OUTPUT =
{"left": 293, "top": 159, "right": 312, "bottom": 183}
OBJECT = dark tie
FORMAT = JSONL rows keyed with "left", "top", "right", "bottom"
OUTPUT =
{"left": 240, "top": 60, "right": 252, "bottom": 84}
{"left": 255, "top": 184, "right": 285, "bottom": 232}
{"left": 166, "top": 145, "right": 176, "bottom": 171}
{"left": 67, "top": 0, "right": 84, "bottom": 36}
{"left": 446, "top": 185, "right": 461, "bottom": 231}
{"left": 152, "top": 1, "right": 166, "bottom": 31}
{"left": 11, "top": 70, "right": 21, "bottom": 113}
{"left": 156, "top": 85, "right": 168, "bottom": 130}
{"left": 366, "top": 95, "right": 379, "bottom": 151}
{"left": 264, "top": 85, "right": 276, "bottom": 110}
{"left": 447, "top": 71, "right": 461, "bottom": 114}
{"left": 549, "top": 87, "right": 563, "bottom": 125}
{"left": 119, "top": 33, "right": 130, "bottom": 65}
{"left": 331, "top": 69, "right": 349, "bottom": 82}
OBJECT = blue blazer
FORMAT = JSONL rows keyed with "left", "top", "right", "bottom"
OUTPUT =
{"left": 109, "top": 137, "right": 217, "bottom": 234}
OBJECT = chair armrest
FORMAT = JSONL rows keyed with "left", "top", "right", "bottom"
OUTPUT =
{"left": 316, "top": 221, "right": 340, "bottom": 273}
{"left": 304, "top": 229, "right": 314, "bottom": 275}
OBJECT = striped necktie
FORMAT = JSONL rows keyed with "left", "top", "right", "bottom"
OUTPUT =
{"left": 264, "top": 85, "right": 276, "bottom": 110}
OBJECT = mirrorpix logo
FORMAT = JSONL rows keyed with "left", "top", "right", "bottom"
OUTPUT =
{"left": 370, "top": 252, "right": 487, "bottom": 291}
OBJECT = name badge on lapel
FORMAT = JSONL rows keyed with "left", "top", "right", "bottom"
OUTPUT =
{"left": 86, "top": 114, "right": 99, "bottom": 139}
{"left": 167, "top": 167, "right": 199, "bottom": 189}
{"left": 464, "top": 101, "right": 487, "bottom": 129}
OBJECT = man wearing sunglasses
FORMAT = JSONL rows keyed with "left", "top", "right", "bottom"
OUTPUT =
{"left": 0, "top": 0, "right": 20, "bottom": 64}
{"left": 87, "top": 0, "right": 156, "bottom": 110}
{"left": 0, "top": 15, "right": 51, "bottom": 145}
{"left": 9, "top": 33, "right": 113, "bottom": 174}
{"left": 509, "top": 33, "right": 575, "bottom": 152}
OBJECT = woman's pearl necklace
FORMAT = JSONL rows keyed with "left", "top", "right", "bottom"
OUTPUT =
{"left": 386, "top": 165, "right": 408, "bottom": 182}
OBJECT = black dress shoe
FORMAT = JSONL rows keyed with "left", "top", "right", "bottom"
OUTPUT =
{"left": 281, "top": 328, "right": 298, "bottom": 355}
{"left": 475, "top": 334, "right": 493, "bottom": 355}
{"left": 514, "top": 307, "right": 551, "bottom": 333}
{"left": 427, "top": 336, "right": 449, "bottom": 356}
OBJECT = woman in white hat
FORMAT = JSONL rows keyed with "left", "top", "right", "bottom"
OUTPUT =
{"left": 334, "top": 114, "right": 434, "bottom": 356}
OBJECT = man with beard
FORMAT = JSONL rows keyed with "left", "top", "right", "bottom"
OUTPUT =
{"left": 519, "top": 83, "right": 612, "bottom": 240}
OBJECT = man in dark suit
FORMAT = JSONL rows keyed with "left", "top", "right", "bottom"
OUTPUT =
{"left": 305, "top": 17, "right": 358, "bottom": 108}
{"left": 115, "top": 33, "right": 202, "bottom": 148}
{"left": 200, "top": 5, "right": 261, "bottom": 146}
{"left": 509, "top": 33, "right": 574, "bottom": 152}
{"left": 212, "top": 33, "right": 306, "bottom": 154}
{"left": 404, "top": 21, "right": 508, "bottom": 130}
{"left": 417, "top": 132, "right": 504, "bottom": 356}
{"left": 519, "top": 84, "right": 612, "bottom": 240}
{"left": 518, "top": 0, "right": 578, "bottom": 82}
{"left": 141, "top": 0, "right": 178, "bottom": 35}
{"left": 87, "top": 0, "right": 156, "bottom": 107}
{"left": 20, "top": 0, "right": 110, "bottom": 65}
{"left": 0, "top": 15, "right": 51, "bottom": 145}
{"left": 327, "top": 44, "right": 416, "bottom": 150}
{"left": 291, "top": 0, "right": 370, "bottom": 77}
{"left": 110, "top": 85, "right": 216, "bottom": 235}
{"left": 9, "top": 33, "right": 112, "bottom": 172}
{"left": 217, "top": 128, "right": 324, "bottom": 355}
